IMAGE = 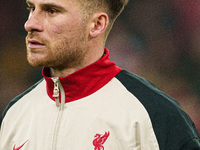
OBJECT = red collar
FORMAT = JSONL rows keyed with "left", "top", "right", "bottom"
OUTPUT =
{"left": 43, "top": 48, "right": 122, "bottom": 103}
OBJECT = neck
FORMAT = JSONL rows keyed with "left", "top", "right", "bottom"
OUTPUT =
{"left": 50, "top": 48, "right": 105, "bottom": 77}
{"left": 50, "top": 67, "right": 82, "bottom": 77}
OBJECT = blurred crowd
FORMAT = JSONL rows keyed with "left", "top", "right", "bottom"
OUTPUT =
{"left": 1, "top": 0, "right": 200, "bottom": 132}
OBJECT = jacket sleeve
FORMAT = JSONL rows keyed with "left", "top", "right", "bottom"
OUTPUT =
{"left": 116, "top": 70, "right": 200, "bottom": 150}
{"left": 180, "top": 137, "right": 200, "bottom": 150}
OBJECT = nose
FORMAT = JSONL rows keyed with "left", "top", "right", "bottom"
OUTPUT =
{"left": 24, "top": 11, "right": 43, "bottom": 32}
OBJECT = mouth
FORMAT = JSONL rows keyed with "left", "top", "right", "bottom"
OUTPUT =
{"left": 27, "top": 39, "right": 46, "bottom": 49}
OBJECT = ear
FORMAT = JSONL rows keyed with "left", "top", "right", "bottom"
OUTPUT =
{"left": 89, "top": 12, "right": 109, "bottom": 38}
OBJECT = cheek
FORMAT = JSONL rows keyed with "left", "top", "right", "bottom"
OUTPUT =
{"left": 48, "top": 25, "right": 80, "bottom": 43}
{"left": 45, "top": 18, "right": 85, "bottom": 44}
{"left": 46, "top": 19, "right": 68, "bottom": 35}
{"left": 49, "top": 24, "right": 65, "bottom": 35}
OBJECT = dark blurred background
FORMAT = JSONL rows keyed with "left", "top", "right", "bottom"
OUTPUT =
{"left": 1, "top": 0, "right": 200, "bottom": 132}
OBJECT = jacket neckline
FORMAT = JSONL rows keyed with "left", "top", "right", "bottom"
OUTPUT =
{"left": 42, "top": 48, "right": 122, "bottom": 103}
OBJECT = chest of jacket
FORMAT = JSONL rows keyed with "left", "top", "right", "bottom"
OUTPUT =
{"left": 0, "top": 79, "right": 159, "bottom": 150}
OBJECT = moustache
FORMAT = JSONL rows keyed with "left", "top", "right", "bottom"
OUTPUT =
{"left": 26, "top": 33, "right": 46, "bottom": 44}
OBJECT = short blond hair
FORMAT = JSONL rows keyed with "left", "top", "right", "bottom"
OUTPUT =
{"left": 78, "top": 0, "right": 129, "bottom": 35}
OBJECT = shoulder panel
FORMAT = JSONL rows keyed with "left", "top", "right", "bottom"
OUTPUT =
{"left": 115, "top": 70, "right": 200, "bottom": 150}
{"left": 0, "top": 79, "right": 44, "bottom": 128}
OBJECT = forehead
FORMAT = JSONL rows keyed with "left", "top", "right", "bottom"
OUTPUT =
{"left": 26, "top": 0, "right": 81, "bottom": 9}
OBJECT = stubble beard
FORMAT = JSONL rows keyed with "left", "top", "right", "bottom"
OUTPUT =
{"left": 26, "top": 30, "right": 88, "bottom": 70}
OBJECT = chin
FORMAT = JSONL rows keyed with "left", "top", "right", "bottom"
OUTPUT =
{"left": 27, "top": 57, "right": 58, "bottom": 68}
{"left": 27, "top": 52, "right": 46, "bottom": 67}
{"left": 28, "top": 60, "right": 45, "bottom": 67}
{"left": 27, "top": 56, "right": 45, "bottom": 67}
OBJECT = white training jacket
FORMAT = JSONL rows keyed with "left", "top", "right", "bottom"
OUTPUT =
{"left": 0, "top": 49, "right": 200, "bottom": 150}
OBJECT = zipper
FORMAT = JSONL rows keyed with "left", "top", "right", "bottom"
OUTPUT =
{"left": 52, "top": 77, "right": 60, "bottom": 107}
{"left": 52, "top": 77, "right": 65, "bottom": 109}
{"left": 51, "top": 77, "right": 65, "bottom": 150}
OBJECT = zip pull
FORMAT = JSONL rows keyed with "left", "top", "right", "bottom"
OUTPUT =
{"left": 52, "top": 77, "right": 60, "bottom": 107}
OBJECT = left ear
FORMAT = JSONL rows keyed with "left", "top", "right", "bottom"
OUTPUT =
{"left": 89, "top": 12, "right": 109, "bottom": 38}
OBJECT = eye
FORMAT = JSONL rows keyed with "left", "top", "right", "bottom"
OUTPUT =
{"left": 26, "top": 6, "right": 35, "bottom": 13}
{"left": 46, "top": 8, "right": 58, "bottom": 15}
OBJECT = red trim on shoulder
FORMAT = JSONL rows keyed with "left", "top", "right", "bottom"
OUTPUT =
{"left": 43, "top": 48, "right": 122, "bottom": 103}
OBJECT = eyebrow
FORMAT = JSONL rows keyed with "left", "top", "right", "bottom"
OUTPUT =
{"left": 26, "top": 0, "right": 66, "bottom": 11}
{"left": 26, "top": 0, "right": 33, "bottom": 6}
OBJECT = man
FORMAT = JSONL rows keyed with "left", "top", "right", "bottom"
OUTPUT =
{"left": 0, "top": 0, "right": 199, "bottom": 149}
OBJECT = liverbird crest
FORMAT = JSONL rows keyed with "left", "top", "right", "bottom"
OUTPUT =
{"left": 93, "top": 131, "right": 110, "bottom": 150}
